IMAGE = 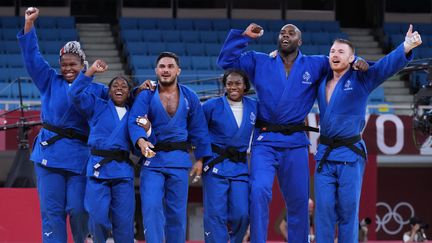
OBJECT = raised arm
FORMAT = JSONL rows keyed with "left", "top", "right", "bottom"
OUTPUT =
{"left": 217, "top": 23, "right": 264, "bottom": 79}
{"left": 362, "top": 24, "right": 422, "bottom": 91}
{"left": 24, "top": 7, "right": 37, "bottom": 34}
{"left": 18, "top": 7, "right": 55, "bottom": 93}
{"left": 69, "top": 60, "right": 108, "bottom": 118}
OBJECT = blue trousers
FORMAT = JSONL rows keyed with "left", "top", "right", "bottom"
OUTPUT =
{"left": 314, "top": 158, "right": 366, "bottom": 243}
{"left": 249, "top": 145, "right": 310, "bottom": 243}
{"left": 203, "top": 173, "right": 249, "bottom": 243}
{"left": 85, "top": 177, "right": 135, "bottom": 243}
{"left": 35, "top": 163, "right": 88, "bottom": 243}
{"left": 140, "top": 167, "right": 189, "bottom": 243}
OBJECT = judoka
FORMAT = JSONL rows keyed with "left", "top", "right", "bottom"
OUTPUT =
{"left": 18, "top": 7, "right": 107, "bottom": 242}
{"left": 128, "top": 52, "right": 212, "bottom": 243}
{"left": 314, "top": 26, "right": 422, "bottom": 243}
{"left": 69, "top": 60, "right": 154, "bottom": 243}
{"left": 202, "top": 69, "right": 257, "bottom": 243}
{"left": 217, "top": 22, "right": 332, "bottom": 243}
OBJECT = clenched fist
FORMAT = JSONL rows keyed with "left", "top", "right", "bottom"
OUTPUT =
{"left": 25, "top": 7, "right": 39, "bottom": 22}
{"left": 85, "top": 60, "right": 108, "bottom": 76}
{"left": 243, "top": 23, "right": 264, "bottom": 39}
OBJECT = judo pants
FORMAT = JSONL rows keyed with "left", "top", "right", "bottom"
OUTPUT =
{"left": 84, "top": 177, "right": 135, "bottom": 243}
{"left": 203, "top": 173, "right": 249, "bottom": 243}
{"left": 249, "top": 144, "right": 310, "bottom": 243}
{"left": 314, "top": 158, "right": 366, "bottom": 243}
{"left": 35, "top": 163, "right": 88, "bottom": 243}
{"left": 140, "top": 167, "right": 189, "bottom": 243}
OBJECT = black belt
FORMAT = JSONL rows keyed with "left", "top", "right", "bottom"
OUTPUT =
{"left": 153, "top": 141, "right": 191, "bottom": 152}
{"left": 317, "top": 135, "right": 366, "bottom": 172}
{"left": 203, "top": 144, "right": 247, "bottom": 173}
{"left": 255, "top": 120, "right": 319, "bottom": 135}
{"left": 91, "top": 149, "right": 134, "bottom": 172}
{"left": 41, "top": 123, "right": 88, "bottom": 146}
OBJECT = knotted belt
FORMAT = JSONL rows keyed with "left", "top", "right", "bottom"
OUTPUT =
{"left": 91, "top": 149, "right": 134, "bottom": 172}
{"left": 40, "top": 123, "right": 88, "bottom": 146}
{"left": 317, "top": 135, "right": 366, "bottom": 172}
{"left": 203, "top": 144, "right": 247, "bottom": 173}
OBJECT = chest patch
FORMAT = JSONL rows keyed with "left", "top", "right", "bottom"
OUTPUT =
{"left": 302, "top": 71, "right": 312, "bottom": 85}
{"left": 344, "top": 80, "right": 353, "bottom": 91}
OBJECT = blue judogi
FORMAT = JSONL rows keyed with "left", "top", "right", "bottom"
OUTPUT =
{"left": 69, "top": 72, "right": 135, "bottom": 243}
{"left": 218, "top": 29, "right": 330, "bottom": 243}
{"left": 128, "top": 85, "right": 212, "bottom": 243}
{"left": 314, "top": 43, "right": 412, "bottom": 243}
{"left": 202, "top": 95, "right": 257, "bottom": 243}
{"left": 18, "top": 27, "right": 107, "bottom": 243}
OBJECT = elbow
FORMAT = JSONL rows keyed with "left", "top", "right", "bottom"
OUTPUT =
{"left": 217, "top": 57, "right": 229, "bottom": 70}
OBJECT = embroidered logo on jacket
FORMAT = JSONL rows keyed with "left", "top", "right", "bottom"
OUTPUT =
{"left": 250, "top": 112, "right": 256, "bottom": 125}
{"left": 302, "top": 71, "right": 312, "bottom": 84}
{"left": 344, "top": 80, "right": 353, "bottom": 91}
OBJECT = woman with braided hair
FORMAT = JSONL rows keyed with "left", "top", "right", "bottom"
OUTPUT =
{"left": 18, "top": 7, "right": 108, "bottom": 242}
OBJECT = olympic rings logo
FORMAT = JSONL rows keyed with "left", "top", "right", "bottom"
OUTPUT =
{"left": 376, "top": 202, "right": 415, "bottom": 235}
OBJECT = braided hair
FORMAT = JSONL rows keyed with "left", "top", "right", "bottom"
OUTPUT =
{"left": 59, "top": 41, "right": 87, "bottom": 67}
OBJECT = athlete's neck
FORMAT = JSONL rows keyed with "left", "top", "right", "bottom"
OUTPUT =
{"left": 227, "top": 97, "right": 243, "bottom": 105}
{"left": 332, "top": 67, "right": 350, "bottom": 80}
{"left": 158, "top": 81, "right": 178, "bottom": 94}
{"left": 279, "top": 49, "right": 298, "bottom": 65}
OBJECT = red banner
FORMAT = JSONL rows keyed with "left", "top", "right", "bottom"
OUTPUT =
{"left": 0, "top": 188, "right": 42, "bottom": 242}
{"left": 307, "top": 114, "right": 431, "bottom": 155}
{"left": 376, "top": 167, "right": 432, "bottom": 240}
{"left": 1, "top": 112, "right": 429, "bottom": 242}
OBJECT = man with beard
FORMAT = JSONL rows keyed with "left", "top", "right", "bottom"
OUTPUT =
{"left": 217, "top": 23, "right": 368, "bottom": 243}
{"left": 18, "top": 7, "right": 108, "bottom": 242}
{"left": 128, "top": 52, "right": 212, "bottom": 243}
{"left": 314, "top": 26, "right": 421, "bottom": 243}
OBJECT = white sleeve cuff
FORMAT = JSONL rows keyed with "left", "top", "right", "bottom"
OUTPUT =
{"left": 146, "top": 127, "right": 152, "bottom": 138}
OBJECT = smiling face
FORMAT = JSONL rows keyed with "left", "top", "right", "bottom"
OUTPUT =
{"left": 109, "top": 78, "right": 130, "bottom": 107}
{"left": 225, "top": 73, "right": 246, "bottom": 102}
{"left": 329, "top": 41, "right": 355, "bottom": 73}
{"left": 60, "top": 53, "right": 84, "bottom": 83}
{"left": 155, "top": 57, "right": 181, "bottom": 87}
{"left": 278, "top": 24, "right": 302, "bottom": 55}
